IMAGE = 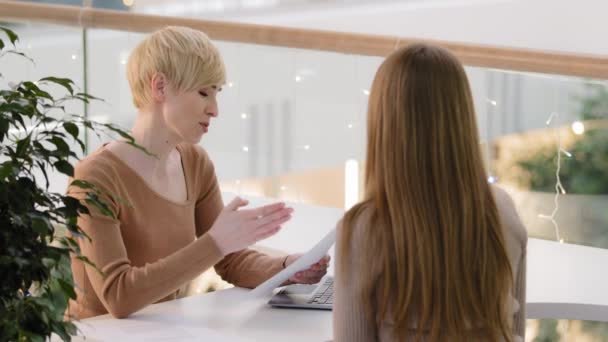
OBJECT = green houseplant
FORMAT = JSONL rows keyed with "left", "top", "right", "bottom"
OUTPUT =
{"left": 0, "top": 27, "right": 140, "bottom": 341}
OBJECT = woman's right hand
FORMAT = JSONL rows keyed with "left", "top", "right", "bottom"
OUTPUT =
{"left": 208, "top": 197, "right": 294, "bottom": 256}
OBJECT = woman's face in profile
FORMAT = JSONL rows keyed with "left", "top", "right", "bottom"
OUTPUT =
{"left": 161, "top": 85, "right": 221, "bottom": 144}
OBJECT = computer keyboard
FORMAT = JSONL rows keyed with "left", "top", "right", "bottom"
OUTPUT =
{"left": 308, "top": 277, "right": 334, "bottom": 305}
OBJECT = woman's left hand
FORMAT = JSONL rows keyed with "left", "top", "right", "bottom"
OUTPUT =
{"left": 283, "top": 254, "right": 330, "bottom": 285}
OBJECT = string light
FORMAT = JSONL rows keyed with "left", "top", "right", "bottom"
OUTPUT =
{"left": 537, "top": 111, "right": 565, "bottom": 243}
{"left": 347, "top": 123, "right": 353, "bottom": 129}
{"left": 71, "top": 54, "right": 78, "bottom": 60}
{"left": 487, "top": 175, "right": 498, "bottom": 184}
{"left": 242, "top": 146, "right": 249, "bottom": 152}
{"left": 241, "top": 113, "right": 248, "bottom": 119}
{"left": 303, "top": 145, "right": 310, "bottom": 150}
{"left": 362, "top": 89, "right": 370, "bottom": 96}
{"left": 294, "top": 75, "right": 301, "bottom": 82}
{"left": 280, "top": 185, "right": 287, "bottom": 191}
{"left": 487, "top": 98, "right": 497, "bottom": 106}
{"left": 228, "top": 82, "right": 234, "bottom": 88}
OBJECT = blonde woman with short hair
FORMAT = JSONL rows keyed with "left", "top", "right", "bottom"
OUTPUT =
{"left": 67, "top": 26, "right": 328, "bottom": 319}
{"left": 333, "top": 44, "right": 527, "bottom": 342}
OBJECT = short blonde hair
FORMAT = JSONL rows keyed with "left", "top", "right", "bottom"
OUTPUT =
{"left": 126, "top": 26, "right": 226, "bottom": 109}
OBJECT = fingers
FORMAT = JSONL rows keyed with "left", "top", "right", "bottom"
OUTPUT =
{"left": 249, "top": 202, "right": 288, "bottom": 218}
{"left": 226, "top": 197, "right": 249, "bottom": 211}
{"left": 291, "top": 268, "right": 328, "bottom": 284}
{"left": 255, "top": 225, "right": 282, "bottom": 241}
{"left": 255, "top": 207, "right": 293, "bottom": 228}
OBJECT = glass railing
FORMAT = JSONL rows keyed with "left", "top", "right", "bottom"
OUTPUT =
{"left": 1, "top": 3, "right": 607, "bottom": 340}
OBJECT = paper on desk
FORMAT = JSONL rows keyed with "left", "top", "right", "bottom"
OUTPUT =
{"left": 249, "top": 227, "right": 336, "bottom": 298}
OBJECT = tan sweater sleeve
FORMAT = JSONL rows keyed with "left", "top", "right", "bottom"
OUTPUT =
{"left": 193, "top": 146, "right": 285, "bottom": 288}
{"left": 333, "top": 220, "right": 378, "bottom": 342}
{"left": 492, "top": 185, "right": 528, "bottom": 340}
{"left": 70, "top": 163, "right": 224, "bottom": 319}
{"left": 513, "top": 243, "right": 527, "bottom": 338}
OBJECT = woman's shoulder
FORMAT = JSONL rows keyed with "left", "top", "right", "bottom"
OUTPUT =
{"left": 490, "top": 185, "right": 528, "bottom": 248}
{"left": 337, "top": 203, "right": 374, "bottom": 247}
{"left": 178, "top": 143, "right": 214, "bottom": 171}
{"left": 74, "top": 145, "right": 121, "bottom": 185}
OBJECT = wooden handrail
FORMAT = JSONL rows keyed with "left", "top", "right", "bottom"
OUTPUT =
{"left": 1, "top": 0, "right": 607, "bottom": 79}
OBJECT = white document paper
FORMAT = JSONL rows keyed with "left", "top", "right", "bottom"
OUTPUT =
{"left": 249, "top": 227, "right": 336, "bottom": 297}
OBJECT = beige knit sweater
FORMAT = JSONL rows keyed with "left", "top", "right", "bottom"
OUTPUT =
{"left": 67, "top": 143, "right": 285, "bottom": 319}
{"left": 333, "top": 186, "right": 528, "bottom": 341}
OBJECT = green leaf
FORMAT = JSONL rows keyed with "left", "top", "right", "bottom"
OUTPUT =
{"left": 85, "top": 197, "right": 114, "bottom": 218}
{"left": 36, "top": 161, "right": 50, "bottom": 189}
{"left": 63, "top": 122, "right": 79, "bottom": 139}
{"left": 0, "top": 27, "right": 19, "bottom": 46}
{"left": 49, "top": 136, "right": 70, "bottom": 156}
{"left": 0, "top": 39, "right": 4, "bottom": 50}
{"left": 39, "top": 77, "right": 75, "bottom": 95}
{"left": 0, "top": 116, "right": 9, "bottom": 140}
{"left": 57, "top": 278, "right": 77, "bottom": 300}
{"left": 0, "top": 161, "right": 15, "bottom": 179}
{"left": 16, "top": 133, "right": 32, "bottom": 157}
{"left": 30, "top": 215, "right": 52, "bottom": 235}
{"left": 70, "top": 179, "right": 94, "bottom": 190}
{"left": 53, "top": 160, "right": 74, "bottom": 177}
{"left": 6, "top": 50, "right": 33, "bottom": 63}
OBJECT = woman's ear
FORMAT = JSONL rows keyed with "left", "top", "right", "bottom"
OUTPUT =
{"left": 150, "top": 73, "right": 167, "bottom": 102}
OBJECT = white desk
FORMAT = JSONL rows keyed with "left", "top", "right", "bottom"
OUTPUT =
{"left": 77, "top": 287, "right": 332, "bottom": 342}
{"left": 74, "top": 237, "right": 608, "bottom": 341}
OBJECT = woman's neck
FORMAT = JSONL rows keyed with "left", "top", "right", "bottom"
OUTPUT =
{"left": 129, "top": 109, "right": 179, "bottom": 164}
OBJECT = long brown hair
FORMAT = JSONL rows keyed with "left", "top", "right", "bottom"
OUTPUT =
{"left": 340, "top": 44, "right": 513, "bottom": 341}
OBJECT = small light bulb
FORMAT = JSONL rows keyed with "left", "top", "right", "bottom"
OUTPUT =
{"left": 120, "top": 59, "right": 127, "bottom": 65}
{"left": 571, "top": 121, "right": 585, "bottom": 135}
{"left": 559, "top": 238, "right": 564, "bottom": 244}
{"left": 123, "top": 0, "right": 134, "bottom": 7}
{"left": 71, "top": 54, "right": 77, "bottom": 60}
{"left": 487, "top": 98, "right": 497, "bottom": 106}
{"left": 241, "top": 113, "right": 248, "bottom": 119}
{"left": 347, "top": 123, "right": 353, "bottom": 129}
{"left": 362, "top": 89, "right": 370, "bottom": 96}
{"left": 235, "top": 179, "right": 241, "bottom": 185}
{"left": 304, "top": 145, "right": 310, "bottom": 150}
{"left": 228, "top": 82, "right": 234, "bottom": 88}
{"left": 242, "top": 146, "right": 249, "bottom": 152}
{"left": 487, "top": 176, "right": 497, "bottom": 184}
{"left": 280, "top": 186, "right": 287, "bottom": 191}
{"left": 295, "top": 76, "right": 301, "bottom": 82}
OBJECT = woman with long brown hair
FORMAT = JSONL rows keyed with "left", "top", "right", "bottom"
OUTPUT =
{"left": 333, "top": 43, "right": 527, "bottom": 341}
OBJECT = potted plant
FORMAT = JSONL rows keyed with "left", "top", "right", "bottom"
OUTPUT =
{"left": 0, "top": 26, "right": 139, "bottom": 341}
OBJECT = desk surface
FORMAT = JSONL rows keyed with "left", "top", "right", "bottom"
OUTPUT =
{"left": 77, "top": 287, "right": 332, "bottom": 342}
{"left": 72, "top": 237, "right": 608, "bottom": 341}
